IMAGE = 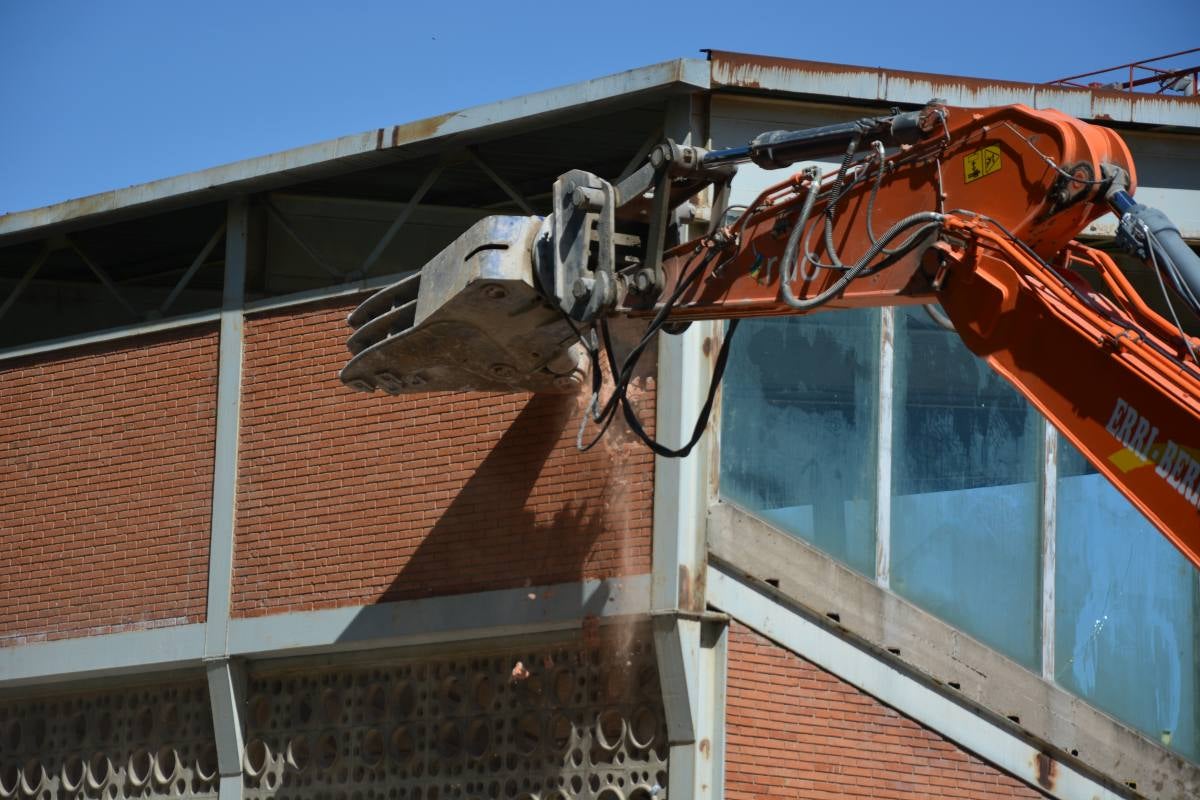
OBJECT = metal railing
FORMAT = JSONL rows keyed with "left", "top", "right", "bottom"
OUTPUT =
{"left": 1048, "top": 47, "right": 1199, "bottom": 96}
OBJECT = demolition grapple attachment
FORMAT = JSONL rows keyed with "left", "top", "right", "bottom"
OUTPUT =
{"left": 340, "top": 215, "right": 586, "bottom": 395}
{"left": 340, "top": 139, "right": 735, "bottom": 395}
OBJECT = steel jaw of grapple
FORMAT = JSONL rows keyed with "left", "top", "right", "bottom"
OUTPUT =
{"left": 340, "top": 215, "right": 586, "bottom": 395}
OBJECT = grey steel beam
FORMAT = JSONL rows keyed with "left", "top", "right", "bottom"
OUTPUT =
{"left": 226, "top": 575, "right": 650, "bottom": 659}
{"left": 204, "top": 198, "right": 249, "bottom": 800}
{"left": 205, "top": 658, "right": 247, "bottom": 800}
{"left": 66, "top": 236, "right": 140, "bottom": 318}
{"left": 160, "top": 221, "right": 227, "bottom": 314}
{"left": 616, "top": 127, "right": 665, "bottom": 182}
{"left": 875, "top": 307, "right": 895, "bottom": 587}
{"left": 0, "top": 244, "right": 51, "bottom": 324}
{"left": 466, "top": 149, "right": 533, "bottom": 215}
{"left": 652, "top": 612, "right": 727, "bottom": 800}
{"left": 1040, "top": 421, "right": 1059, "bottom": 681}
{"left": 0, "top": 577, "right": 649, "bottom": 689}
{"left": 652, "top": 92, "right": 725, "bottom": 800}
{"left": 203, "top": 198, "right": 247, "bottom": 659}
{"left": 263, "top": 199, "right": 343, "bottom": 278}
{"left": 652, "top": 93, "right": 710, "bottom": 616}
{"left": 355, "top": 164, "right": 444, "bottom": 277}
{"left": 0, "top": 270, "right": 412, "bottom": 365}
{"left": 708, "top": 564, "right": 1132, "bottom": 800}
{"left": 0, "top": 624, "right": 206, "bottom": 690}
{"left": 708, "top": 501, "right": 1200, "bottom": 799}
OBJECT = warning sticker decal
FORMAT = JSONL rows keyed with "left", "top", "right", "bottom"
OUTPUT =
{"left": 964, "top": 145, "right": 1002, "bottom": 183}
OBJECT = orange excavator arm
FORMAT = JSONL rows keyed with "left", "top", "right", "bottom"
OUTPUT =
{"left": 341, "top": 101, "right": 1200, "bottom": 569}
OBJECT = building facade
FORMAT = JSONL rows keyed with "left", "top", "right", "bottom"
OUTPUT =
{"left": 1, "top": 52, "right": 1198, "bottom": 799}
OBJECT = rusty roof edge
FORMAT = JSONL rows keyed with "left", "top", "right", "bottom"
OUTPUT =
{"left": 0, "top": 58, "right": 711, "bottom": 243}
{"left": 706, "top": 50, "right": 1200, "bottom": 130}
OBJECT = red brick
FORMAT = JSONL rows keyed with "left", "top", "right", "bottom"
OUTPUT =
{"left": 231, "top": 299, "right": 655, "bottom": 616}
{"left": 725, "top": 623, "right": 1048, "bottom": 799}
{"left": 0, "top": 328, "right": 217, "bottom": 645}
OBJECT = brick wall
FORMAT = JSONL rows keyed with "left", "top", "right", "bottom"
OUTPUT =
{"left": 232, "top": 298, "right": 654, "bottom": 616}
{"left": 0, "top": 328, "right": 218, "bottom": 645}
{"left": 726, "top": 622, "right": 1046, "bottom": 799}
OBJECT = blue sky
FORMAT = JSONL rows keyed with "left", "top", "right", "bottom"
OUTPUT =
{"left": 1, "top": 0, "right": 1195, "bottom": 213}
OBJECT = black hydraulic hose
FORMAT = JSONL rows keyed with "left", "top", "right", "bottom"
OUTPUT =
{"left": 782, "top": 202, "right": 944, "bottom": 311}
{"left": 780, "top": 169, "right": 822, "bottom": 306}
{"left": 821, "top": 134, "right": 862, "bottom": 271}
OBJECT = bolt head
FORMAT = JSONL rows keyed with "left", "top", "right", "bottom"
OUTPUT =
{"left": 489, "top": 363, "right": 517, "bottom": 380}
{"left": 572, "top": 277, "right": 594, "bottom": 299}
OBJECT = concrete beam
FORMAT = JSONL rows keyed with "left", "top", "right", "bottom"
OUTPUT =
{"left": 707, "top": 50, "right": 1200, "bottom": 129}
{"left": 205, "top": 658, "right": 247, "bottom": 800}
{"left": 203, "top": 198, "right": 248, "bottom": 660}
{"left": 708, "top": 501, "right": 1200, "bottom": 799}
{"left": 0, "top": 578, "right": 650, "bottom": 689}
{"left": 225, "top": 575, "right": 651, "bottom": 660}
{"left": 0, "top": 624, "right": 206, "bottom": 690}
{"left": 654, "top": 615, "right": 727, "bottom": 800}
{"left": 652, "top": 92, "right": 713, "bottom": 616}
{"left": 652, "top": 92, "right": 726, "bottom": 800}
{"left": 709, "top": 564, "right": 1130, "bottom": 800}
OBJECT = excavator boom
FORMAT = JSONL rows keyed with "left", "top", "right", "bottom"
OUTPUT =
{"left": 341, "top": 100, "right": 1200, "bottom": 569}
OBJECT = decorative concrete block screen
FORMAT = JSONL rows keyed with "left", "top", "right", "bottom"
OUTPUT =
{"left": 241, "top": 632, "right": 667, "bottom": 800}
{"left": 0, "top": 683, "right": 217, "bottom": 800}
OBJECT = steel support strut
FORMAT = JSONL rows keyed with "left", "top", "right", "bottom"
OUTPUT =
{"left": 650, "top": 93, "right": 727, "bottom": 800}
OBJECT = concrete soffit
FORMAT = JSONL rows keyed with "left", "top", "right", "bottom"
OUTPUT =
{"left": 706, "top": 501, "right": 1200, "bottom": 800}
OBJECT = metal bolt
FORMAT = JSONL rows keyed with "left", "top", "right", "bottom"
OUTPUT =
{"left": 572, "top": 277, "right": 594, "bottom": 299}
{"left": 481, "top": 283, "right": 508, "bottom": 300}
{"left": 489, "top": 363, "right": 517, "bottom": 380}
{"left": 375, "top": 372, "right": 404, "bottom": 394}
{"left": 633, "top": 270, "right": 654, "bottom": 292}
{"left": 571, "top": 186, "right": 605, "bottom": 212}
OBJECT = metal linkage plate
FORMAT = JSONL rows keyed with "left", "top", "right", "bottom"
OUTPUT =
{"left": 340, "top": 216, "right": 585, "bottom": 395}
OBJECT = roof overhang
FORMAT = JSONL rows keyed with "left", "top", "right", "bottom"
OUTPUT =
{"left": 706, "top": 50, "right": 1200, "bottom": 129}
{"left": 0, "top": 58, "right": 711, "bottom": 246}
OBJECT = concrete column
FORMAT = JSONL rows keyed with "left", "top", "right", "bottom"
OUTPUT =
{"left": 205, "top": 197, "right": 250, "bottom": 800}
{"left": 651, "top": 93, "right": 727, "bottom": 800}
{"left": 206, "top": 659, "right": 247, "bottom": 800}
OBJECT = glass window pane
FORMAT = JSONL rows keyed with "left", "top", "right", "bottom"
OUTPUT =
{"left": 891, "top": 306, "right": 1042, "bottom": 670}
{"left": 1056, "top": 442, "right": 1199, "bottom": 762}
{"left": 719, "top": 311, "right": 879, "bottom": 576}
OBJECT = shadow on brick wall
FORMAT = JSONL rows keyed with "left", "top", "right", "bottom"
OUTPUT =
{"left": 374, "top": 392, "right": 610, "bottom": 602}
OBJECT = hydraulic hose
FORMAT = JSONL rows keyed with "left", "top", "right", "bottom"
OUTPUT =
{"left": 780, "top": 172, "right": 942, "bottom": 310}
{"left": 1112, "top": 193, "right": 1200, "bottom": 320}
